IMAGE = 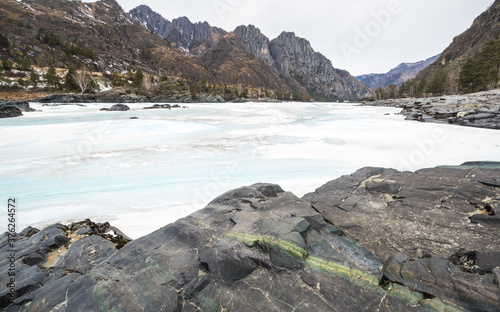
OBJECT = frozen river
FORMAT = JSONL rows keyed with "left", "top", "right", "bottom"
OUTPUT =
{"left": 1, "top": 102, "right": 499, "bottom": 238}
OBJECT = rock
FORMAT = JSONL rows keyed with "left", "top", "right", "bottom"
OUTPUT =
{"left": 381, "top": 253, "right": 500, "bottom": 311}
{"left": 36, "top": 94, "right": 77, "bottom": 103}
{"left": 0, "top": 104, "right": 23, "bottom": 118}
{"left": 144, "top": 104, "right": 172, "bottom": 110}
{"left": 303, "top": 164, "right": 500, "bottom": 271}
{"left": 106, "top": 104, "right": 130, "bottom": 111}
{"left": 2, "top": 166, "right": 500, "bottom": 311}
{"left": 0, "top": 219, "right": 129, "bottom": 310}
{"left": 369, "top": 90, "right": 500, "bottom": 130}
{"left": 0, "top": 101, "right": 35, "bottom": 112}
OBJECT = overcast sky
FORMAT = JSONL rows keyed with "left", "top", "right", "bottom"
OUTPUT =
{"left": 115, "top": 0, "right": 494, "bottom": 76}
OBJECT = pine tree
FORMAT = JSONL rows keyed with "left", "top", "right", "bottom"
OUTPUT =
{"left": 0, "top": 34, "right": 10, "bottom": 49}
{"left": 133, "top": 69, "right": 144, "bottom": 89}
{"left": 64, "top": 67, "right": 79, "bottom": 91}
{"left": 44, "top": 65, "right": 60, "bottom": 87}
{"left": 29, "top": 67, "right": 40, "bottom": 87}
{"left": 426, "top": 68, "right": 448, "bottom": 95}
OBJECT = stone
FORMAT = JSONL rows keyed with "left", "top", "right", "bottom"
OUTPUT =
{"left": 303, "top": 164, "right": 500, "bottom": 270}
{"left": 106, "top": 104, "right": 130, "bottom": 111}
{"left": 0, "top": 104, "right": 23, "bottom": 118}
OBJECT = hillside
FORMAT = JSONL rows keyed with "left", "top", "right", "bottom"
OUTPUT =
{"left": 414, "top": 0, "right": 500, "bottom": 93}
{"left": 357, "top": 54, "right": 440, "bottom": 90}
{"left": 0, "top": 0, "right": 213, "bottom": 82}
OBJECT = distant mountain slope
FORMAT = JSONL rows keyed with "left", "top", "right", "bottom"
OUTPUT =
{"left": 357, "top": 55, "right": 440, "bottom": 90}
{"left": 130, "top": 5, "right": 373, "bottom": 101}
{"left": 0, "top": 0, "right": 213, "bottom": 82}
{"left": 414, "top": 0, "right": 500, "bottom": 91}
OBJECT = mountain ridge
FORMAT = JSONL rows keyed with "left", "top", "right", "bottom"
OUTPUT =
{"left": 356, "top": 54, "right": 440, "bottom": 90}
{"left": 129, "top": 5, "right": 373, "bottom": 101}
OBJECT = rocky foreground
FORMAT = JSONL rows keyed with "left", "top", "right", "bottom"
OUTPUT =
{"left": 371, "top": 89, "right": 500, "bottom": 130}
{"left": 1, "top": 164, "right": 499, "bottom": 311}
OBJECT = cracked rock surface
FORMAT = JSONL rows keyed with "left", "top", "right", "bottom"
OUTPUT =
{"left": 369, "top": 89, "right": 500, "bottom": 130}
{"left": 1, "top": 165, "right": 499, "bottom": 311}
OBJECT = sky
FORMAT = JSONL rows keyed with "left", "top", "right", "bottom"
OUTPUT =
{"left": 115, "top": 0, "right": 494, "bottom": 76}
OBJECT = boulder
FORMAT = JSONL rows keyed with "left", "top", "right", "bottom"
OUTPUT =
{"left": 0, "top": 104, "right": 23, "bottom": 118}
{"left": 104, "top": 104, "right": 130, "bottom": 111}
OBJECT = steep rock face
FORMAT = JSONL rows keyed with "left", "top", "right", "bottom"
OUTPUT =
{"left": 129, "top": 5, "right": 227, "bottom": 56}
{"left": 415, "top": 0, "right": 500, "bottom": 89}
{"left": 357, "top": 54, "right": 440, "bottom": 90}
{"left": 233, "top": 25, "right": 277, "bottom": 72}
{"left": 199, "top": 34, "right": 304, "bottom": 93}
{"left": 2, "top": 165, "right": 499, "bottom": 311}
{"left": 270, "top": 32, "right": 373, "bottom": 100}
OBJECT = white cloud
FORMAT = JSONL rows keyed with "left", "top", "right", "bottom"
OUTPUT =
{"left": 117, "top": 0, "right": 493, "bottom": 75}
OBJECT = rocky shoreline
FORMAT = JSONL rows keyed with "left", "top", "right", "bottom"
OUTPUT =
{"left": 369, "top": 89, "right": 500, "bottom": 130}
{"left": 1, "top": 163, "right": 499, "bottom": 311}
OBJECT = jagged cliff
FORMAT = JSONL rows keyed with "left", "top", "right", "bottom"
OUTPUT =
{"left": 129, "top": 5, "right": 227, "bottom": 56}
{"left": 269, "top": 31, "right": 372, "bottom": 100}
{"left": 357, "top": 54, "right": 440, "bottom": 90}
{"left": 232, "top": 25, "right": 278, "bottom": 72}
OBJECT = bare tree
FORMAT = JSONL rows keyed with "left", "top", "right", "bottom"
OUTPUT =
{"left": 143, "top": 74, "right": 157, "bottom": 91}
{"left": 73, "top": 67, "right": 90, "bottom": 93}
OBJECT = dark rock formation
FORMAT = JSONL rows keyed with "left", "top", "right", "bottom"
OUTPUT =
{"left": 103, "top": 104, "right": 131, "bottom": 111}
{"left": 303, "top": 164, "right": 500, "bottom": 270}
{"left": 0, "top": 103, "right": 23, "bottom": 118}
{"left": 2, "top": 164, "right": 499, "bottom": 311}
{"left": 0, "top": 219, "right": 130, "bottom": 310}
{"left": 357, "top": 54, "right": 440, "bottom": 90}
{"left": 0, "top": 101, "right": 35, "bottom": 113}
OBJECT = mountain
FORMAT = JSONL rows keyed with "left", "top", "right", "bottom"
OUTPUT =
{"left": 269, "top": 31, "right": 372, "bottom": 100}
{"left": 130, "top": 6, "right": 373, "bottom": 101}
{"left": 414, "top": 0, "right": 500, "bottom": 92}
{"left": 357, "top": 54, "right": 440, "bottom": 90}
{"left": 129, "top": 5, "right": 227, "bottom": 56}
{"left": 198, "top": 33, "right": 306, "bottom": 96}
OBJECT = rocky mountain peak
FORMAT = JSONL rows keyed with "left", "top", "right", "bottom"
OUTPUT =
{"left": 269, "top": 32, "right": 372, "bottom": 100}
{"left": 129, "top": 6, "right": 226, "bottom": 55}
{"left": 233, "top": 25, "right": 277, "bottom": 72}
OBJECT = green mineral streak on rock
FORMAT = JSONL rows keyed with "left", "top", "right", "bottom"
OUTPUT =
{"left": 306, "top": 255, "right": 382, "bottom": 293}
{"left": 387, "top": 283, "right": 423, "bottom": 306}
{"left": 187, "top": 216, "right": 211, "bottom": 229}
{"left": 419, "top": 298, "right": 464, "bottom": 312}
{"left": 145, "top": 256, "right": 177, "bottom": 284}
{"left": 91, "top": 284, "right": 122, "bottom": 312}
{"left": 225, "top": 231, "right": 464, "bottom": 312}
